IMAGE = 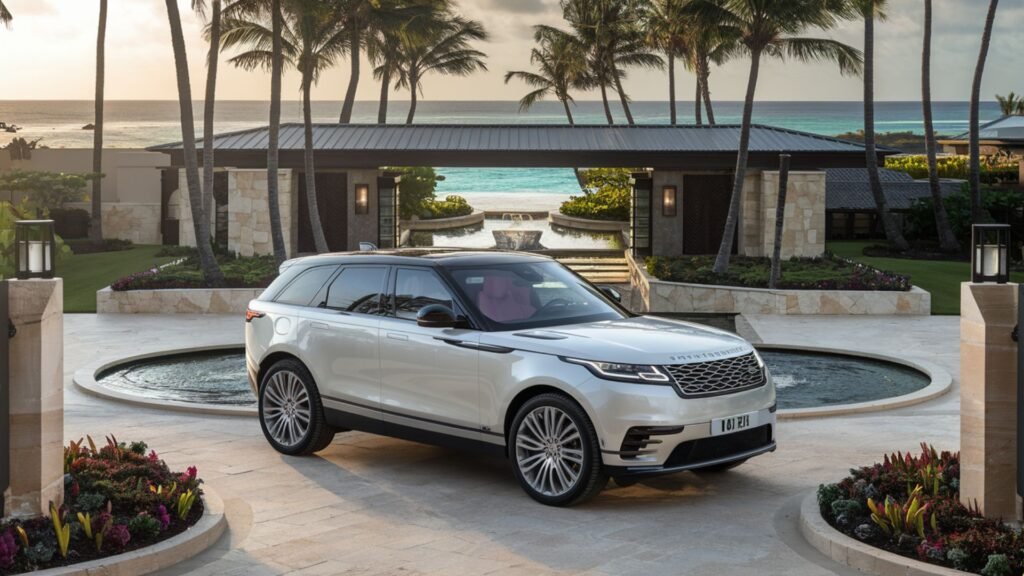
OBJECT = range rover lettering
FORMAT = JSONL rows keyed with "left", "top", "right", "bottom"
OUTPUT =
{"left": 245, "top": 250, "right": 776, "bottom": 506}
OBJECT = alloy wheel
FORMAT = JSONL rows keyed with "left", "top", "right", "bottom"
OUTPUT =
{"left": 261, "top": 370, "right": 312, "bottom": 448}
{"left": 514, "top": 405, "right": 584, "bottom": 497}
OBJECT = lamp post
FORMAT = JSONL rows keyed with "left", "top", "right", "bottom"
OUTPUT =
{"left": 14, "top": 220, "right": 56, "bottom": 280}
{"left": 972, "top": 224, "right": 1010, "bottom": 284}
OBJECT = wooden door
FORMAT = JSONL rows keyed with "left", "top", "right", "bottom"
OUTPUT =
{"left": 298, "top": 171, "right": 349, "bottom": 253}
{"left": 682, "top": 174, "right": 737, "bottom": 255}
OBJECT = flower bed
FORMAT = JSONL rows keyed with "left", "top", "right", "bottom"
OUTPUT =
{"left": 0, "top": 437, "right": 204, "bottom": 575}
{"left": 646, "top": 254, "right": 911, "bottom": 291}
{"left": 111, "top": 252, "right": 277, "bottom": 291}
{"left": 817, "top": 444, "right": 1021, "bottom": 575}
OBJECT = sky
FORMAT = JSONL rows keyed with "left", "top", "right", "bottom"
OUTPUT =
{"left": 0, "top": 0, "right": 1021, "bottom": 103}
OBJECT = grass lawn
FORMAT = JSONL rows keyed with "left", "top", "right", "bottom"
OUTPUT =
{"left": 828, "top": 240, "right": 1024, "bottom": 315}
{"left": 60, "top": 245, "right": 176, "bottom": 313}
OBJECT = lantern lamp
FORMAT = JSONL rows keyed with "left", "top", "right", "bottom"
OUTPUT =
{"left": 662, "top": 185, "right": 677, "bottom": 217}
{"left": 355, "top": 184, "right": 370, "bottom": 215}
{"left": 14, "top": 220, "right": 56, "bottom": 280}
{"left": 972, "top": 224, "right": 1011, "bottom": 284}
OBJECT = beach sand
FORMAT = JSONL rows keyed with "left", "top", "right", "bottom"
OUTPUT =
{"left": 455, "top": 192, "right": 572, "bottom": 213}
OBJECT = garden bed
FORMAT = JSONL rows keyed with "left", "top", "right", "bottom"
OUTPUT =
{"left": 816, "top": 444, "right": 1021, "bottom": 575}
{"left": 0, "top": 438, "right": 205, "bottom": 575}
{"left": 110, "top": 251, "right": 276, "bottom": 292}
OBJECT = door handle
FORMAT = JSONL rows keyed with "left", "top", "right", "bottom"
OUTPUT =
{"left": 433, "top": 337, "right": 513, "bottom": 354}
{"left": 310, "top": 321, "right": 330, "bottom": 330}
{"left": 386, "top": 332, "right": 408, "bottom": 341}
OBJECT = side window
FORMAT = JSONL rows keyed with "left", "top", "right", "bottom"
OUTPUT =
{"left": 274, "top": 266, "right": 337, "bottom": 307}
{"left": 324, "top": 267, "right": 387, "bottom": 314}
{"left": 393, "top": 268, "right": 456, "bottom": 321}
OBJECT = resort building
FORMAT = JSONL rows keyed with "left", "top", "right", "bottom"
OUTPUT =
{"left": 939, "top": 115, "right": 1024, "bottom": 157}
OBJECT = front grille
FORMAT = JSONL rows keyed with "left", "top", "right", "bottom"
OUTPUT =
{"left": 664, "top": 425, "right": 773, "bottom": 468}
{"left": 664, "top": 352, "right": 766, "bottom": 398}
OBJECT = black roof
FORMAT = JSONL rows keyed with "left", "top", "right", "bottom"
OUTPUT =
{"left": 946, "top": 115, "right": 1024, "bottom": 142}
{"left": 149, "top": 123, "right": 888, "bottom": 170}
{"left": 825, "top": 168, "right": 963, "bottom": 211}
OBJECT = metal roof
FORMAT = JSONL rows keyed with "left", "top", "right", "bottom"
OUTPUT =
{"left": 825, "top": 168, "right": 963, "bottom": 211}
{"left": 149, "top": 123, "right": 885, "bottom": 170}
{"left": 947, "top": 115, "right": 1024, "bottom": 142}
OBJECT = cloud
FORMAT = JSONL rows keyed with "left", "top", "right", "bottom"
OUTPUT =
{"left": 5, "top": 0, "right": 55, "bottom": 17}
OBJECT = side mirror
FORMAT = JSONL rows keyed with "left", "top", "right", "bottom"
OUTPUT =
{"left": 417, "top": 304, "right": 457, "bottom": 328}
{"left": 599, "top": 285, "right": 622, "bottom": 303}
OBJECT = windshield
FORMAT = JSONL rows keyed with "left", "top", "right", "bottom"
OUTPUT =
{"left": 447, "top": 261, "right": 627, "bottom": 330}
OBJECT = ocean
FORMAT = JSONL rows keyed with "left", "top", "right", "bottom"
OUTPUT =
{"left": 0, "top": 99, "right": 1004, "bottom": 196}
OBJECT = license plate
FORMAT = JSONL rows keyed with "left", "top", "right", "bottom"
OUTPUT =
{"left": 712, "top": 411, "right": 757, "bottom": 436}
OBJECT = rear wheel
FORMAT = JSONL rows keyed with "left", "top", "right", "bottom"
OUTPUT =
{"left": 510, "top": 393, "right": 607, "bottom": 506}
{"left": 259, "top": 359, "right": 335, "bottom": 456}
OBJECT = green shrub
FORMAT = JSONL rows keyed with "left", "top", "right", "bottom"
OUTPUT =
{"left": 885, "top": 155, "right": 1019, "bottom": 184}
{"left": 127, "top": 514, "right": 161, "bottom": 541}
{"left": 111, "top": 254, "right": 278, "bottom": 291}
{"left": 423, "top": 195, "right": 473, "bottom": 219}
{"left": 981, "top": 554, "right": 1012, "bottom": 576}
{"left": 560, "top": 168, "right": 630, "bottom": 221}
{"left": 390, "top": 167, "right": 446, "bottom": 220}
{"left": 905, "top": 186, "right": 1024, "bottom": 248}
{"left": 817, "top": 484, "right": 842, "bottom": 520}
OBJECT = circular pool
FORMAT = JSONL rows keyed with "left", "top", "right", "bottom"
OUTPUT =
{"left": 90, "top": 347, "right": 932, "bottom": 412}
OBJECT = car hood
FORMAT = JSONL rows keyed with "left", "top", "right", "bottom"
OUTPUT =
{"left": 479, "top": 316, "right": 754, "bottom": 365}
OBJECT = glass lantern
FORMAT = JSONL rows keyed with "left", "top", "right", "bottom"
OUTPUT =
{"left": 14, "top": 220, "right": 56, "bottom": 280}
{"left": 972, "top": 223, "right": 1010, "bottom": 284}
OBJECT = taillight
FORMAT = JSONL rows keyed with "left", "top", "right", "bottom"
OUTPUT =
{"left": 245, "top": 308, "right": 265, "bottom": 322}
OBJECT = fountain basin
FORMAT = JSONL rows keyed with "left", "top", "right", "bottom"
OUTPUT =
{"left": 493, "top": 229, "right": 544, "bottom": 250}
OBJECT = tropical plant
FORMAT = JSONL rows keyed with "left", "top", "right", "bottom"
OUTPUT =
{"left": 857, "top": 0, "right": 909, "bottom": 252}
{"left": 176, "top": 489, "right": 197, "bottom": 521}
{"left": 921, "top": 0, "right": 958, "bottom": 253}
{"left": 391, "top": 166, "right": 443, "bottom": 219}
{"left": 505, "top": 26, "right": 589, "bottom": 124}
{"left": 645, "top": 0, "right": 690, "bottom": 125}
{"left": 422, "top": 195, "right": 472, "bottom": 219}
{"left": 163, "top": 0, "right": 225, "bottom": 285}
{"left": 0, "top": 170, "right": 94, "bottom": 214}
{"left": 867, "top": 485, "right": 935, "bottom": 540}
{"left": 560, "top": 168, "right": 631, "bottom": 221}
{"left": 49, "top": 502, "right": 71, "bottom": 559}
{"left": 221, "top": 0, "right": 349, "bottom": 253}
{"left": 699, "top": 0, "right": 862, "bottom": 274}
{"left": 0, "top": 1, "right": 11, "bottom": 28}
{"left": 394, "top": 13, "right": 488, "bottom": 124}
{"left": 968, "top": 0, "right": 1000, "bottom": 223}
{"left": 687, "top": 11, "right": 738, "bottom": 125}
{"left": 196, "top": 0, "right": 223, "bottom": 250}
{"left": 995, "top": 92, "right": 1024, "bottom": 116}
{"left": 90, "top": 0, "right": 107, "bottom": 245}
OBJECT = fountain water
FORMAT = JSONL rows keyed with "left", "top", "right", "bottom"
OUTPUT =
{"left": 493, "top": 213, "right": 545, "bottom": 250}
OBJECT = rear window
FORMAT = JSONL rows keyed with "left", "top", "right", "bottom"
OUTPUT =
{"left": 273, "top": 265, "right": 338, "bottom": 307}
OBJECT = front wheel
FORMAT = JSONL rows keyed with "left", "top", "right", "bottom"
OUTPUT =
{"left": 510, "top": 393, "right": 607, "bottom": 506}
{"left": 259, "top": 359, "right": 335, "bottom": 456}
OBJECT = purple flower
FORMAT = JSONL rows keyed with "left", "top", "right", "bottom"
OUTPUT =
{"left": 0, "top": 530, "right": 17, "bottom": 569}
{"left": 107, "top": 524, "right": 131, "bottom": 550}
{"left": 155, "top": 504, "right": 171, "bottom": 530}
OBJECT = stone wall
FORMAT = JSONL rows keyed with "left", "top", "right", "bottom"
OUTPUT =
{"left": 627, "top": 254, "right": 930, "bottom": 315}
{"left": 759, "top": 171, "right": 826, "bottom": 258}
{"left": 346, "top": 169, "right": 381, "bottom": 250}
{"left": 228, "top": 169, "right": 297, "bottom": 257}
{"left": 66, "top": 202, "right": 162, "bottom": 245}
{"left": 1, "top": 149, "right": 167, "bottom": 203}
{"left": 97, "top": 286, "right": 264, "bottom": 315}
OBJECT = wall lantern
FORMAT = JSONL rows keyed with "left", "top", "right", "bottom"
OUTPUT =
{"left": 14, "top": 220, "right": 56, "bottom": 280}
{"left": 662, "top": 185, "right": 677, "bottom": 217}
{"left": 355, "top": 184, "right": 370, "bottom": 215}
{"left": 972, "top": 224, "right": 1010, "bottom": 284}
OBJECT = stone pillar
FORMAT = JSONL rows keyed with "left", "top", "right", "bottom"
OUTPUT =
{"left": 5, "top": 279, "right": 64, "bottom": 519}
{"left": 960, "top": 282, "right": 1019, "bottom": 520}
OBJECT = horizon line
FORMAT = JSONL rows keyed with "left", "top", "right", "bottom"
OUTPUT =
{"left": 0, "top": 99, "right": 1001, "bottom": 104}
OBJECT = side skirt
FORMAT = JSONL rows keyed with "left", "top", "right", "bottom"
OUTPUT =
{"left": 324, "top": 407, "right": 507, "bottom": 459}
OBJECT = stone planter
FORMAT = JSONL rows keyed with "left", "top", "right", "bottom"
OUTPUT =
{"left": 97, "top": 286, "right": 264, "bottom": 314}
{"left": 549, "top": 212, "right": 628, "bottom": 232}
{"left": 401, "top": 210, "right": 484, "bottom": 231}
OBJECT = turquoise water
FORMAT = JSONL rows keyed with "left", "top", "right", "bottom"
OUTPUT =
{"left": 0, "top": 99, "right": 1003, "bottom": 195}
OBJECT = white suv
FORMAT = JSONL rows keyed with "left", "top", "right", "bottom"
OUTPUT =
{"left": 245, "top": 250, "right": 776, "bottom": 506}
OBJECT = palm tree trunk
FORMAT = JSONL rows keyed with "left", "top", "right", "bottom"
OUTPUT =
{"left": 377, "top": 67, "right": 390, "bottom": 124}
{"left": 922, "top": 0, "right": 958, "bottom": 253}
{"left": 969, "top": 0, "right": 999, "bottom": 223}
{"left": 694, "top": 77, "right": 703, "bottom": 125}
{"left": 303, "top": 69, "right": 329, "bottom": 253}
{"left": 864, "top": 11, "right": 910, "bottom": 252}
{"left": 201, "top": 0, "right": 221, "bottom": 249}
{"left": 668, "top": 52, "right": 676, "bottom": 125}
{"left": 701, "top": 65, "right": 715, "bottom": 125}
{"left": 562, "top": 98, "right": 575, "bottom": 125}
{"left": 599, "top": 83, "right": 614, "bottom": 125}
{"left": 340, "top": 24, "right": 360, "bottom": 123}
{"left": 769, "top": 154, "right": 790, "bottom": 289}
{"left": 613, "top": 72, "right": 635, "bottom": 125}
{"left": 711, "top": 47, "right": 761, "bottom": 275}
{"left": 266, "top": 0, "right": 287, "bottom": 265}
{"left": 405, "top": 77, "right": 418, "bottom": 124}
{"left": 164, "top": 0, "right": 223, "bottom": 285}
{"left": 89, "top": 0, "right": 106, "bottom": 245}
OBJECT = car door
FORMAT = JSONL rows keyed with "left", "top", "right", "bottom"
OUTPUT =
{"left": 378, "top": 266, "right": 482, "bottom": 437}
{"left": 300, "top": 265, "right": 388, "bottom": 419}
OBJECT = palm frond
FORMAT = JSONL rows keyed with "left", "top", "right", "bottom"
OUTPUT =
{"left": 0, "top": 0, "right": 12, "bottom": 27}
{"left": 778, "top": 36, "right": 863, "bottom": 76}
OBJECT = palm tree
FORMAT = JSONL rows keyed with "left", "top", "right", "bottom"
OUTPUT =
{"left": 89, "top": 0, "right": 107, "bottom": 246}
{"left": 689, "top": 20, "right": 738, "bottom": 125}
{"left": 221, "top": 0, "right": 346, "bottom": 253}
{"left": 858, "top": 0, "right": 908, "bottom": 252}
{"left": 0, "top": 2, "right": 11, "bottom": 27}
{"left": 504, "top": 27, "right": 588, "bottom": 124}
{"left": 969, "top": 0, "right": 999, "bottom": 223}
{"left": 196, "top": 0, "right": 222, "bottom": 249}
{"left": 702, "top": 0, "right": 862, "bottom": 274}
{"left": 646, "top": 0, "right": 690, "bottom": 125}
{"left": 369, "top": 2, "right": 446, "bottom": 124}
{"left": 995, "top": 92, "right": 1024, "bottom": 116}
{"left": 921, "top": 0, "right": 958, "bottom": 253}
{"left": 394, "top": 14, "right": 488, "bottom": 124}
{"left": 369, "top": 28, "right": 403, "bottom": 123}
{"left": 163, "top": 0, "right": 224, "bottom": 285}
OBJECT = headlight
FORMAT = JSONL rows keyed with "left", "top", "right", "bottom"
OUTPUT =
{"left": 562, "top": 357, "right": 671, "bottom": 384}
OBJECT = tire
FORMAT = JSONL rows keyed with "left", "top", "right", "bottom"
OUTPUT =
{"left": 695, "top": 458, "right": 748, "bottom": 473}
{"left": 509, "top": 393, "right": 608, "bottom": 506}
{"left": 258, "top": 359, "right": 335, "bottom": 456}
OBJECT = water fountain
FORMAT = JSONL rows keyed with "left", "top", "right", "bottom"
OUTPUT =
{"left": 493, "top": 213, "right": 544, "bottom": 250}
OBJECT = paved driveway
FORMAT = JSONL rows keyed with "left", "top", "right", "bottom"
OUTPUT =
{"left": 61, "top": 313, "right": 960, "bottom": 575}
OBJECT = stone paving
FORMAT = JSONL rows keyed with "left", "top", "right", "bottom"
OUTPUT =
{"left": 60, "top": 312, "right": 961, "bottom": 576}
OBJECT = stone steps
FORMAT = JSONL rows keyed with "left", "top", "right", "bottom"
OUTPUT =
{"left": 559, "top": 256, "right": 630, "bottom": 284}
